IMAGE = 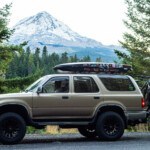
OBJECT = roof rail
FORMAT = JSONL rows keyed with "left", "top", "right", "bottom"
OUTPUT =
{"left": 53, "top": 62, "right": 132, "bottom": 74}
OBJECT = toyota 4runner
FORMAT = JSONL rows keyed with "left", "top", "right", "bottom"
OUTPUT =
{"left": 0, "top": 74, "right": 147, "bottom": 144}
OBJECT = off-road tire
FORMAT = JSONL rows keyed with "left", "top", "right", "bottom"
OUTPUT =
{"left": 0, "top": 112, "right": 26, "bottom": 145}
{"left": 96, "top": 111, "right": 124, "bottom": 141}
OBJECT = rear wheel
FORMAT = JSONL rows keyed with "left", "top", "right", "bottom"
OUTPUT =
{"left": 78, "top": 126, "right": 96, "bottom": 138}
{"left": 0, "top": 112, "right": 26, "bottom": 145}
{"left": 96, "top": 111, "right": 124, "bottom": 141}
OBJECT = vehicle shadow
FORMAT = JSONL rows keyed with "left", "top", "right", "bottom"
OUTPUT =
{"left": 21, "top": 133, "right": 145, "bottom": 144}
{"left": 1, "top": 133, "right": 150, "bottom": 146}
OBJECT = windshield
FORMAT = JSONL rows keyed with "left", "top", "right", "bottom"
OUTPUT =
{"left": 25, "top": 76, "right": 47, "bottom": 92}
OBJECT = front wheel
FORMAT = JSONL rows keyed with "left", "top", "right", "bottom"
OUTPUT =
{"left": 96, "top": 111, "right": 124, "bottom": 141}
{"left": 0, "top": 112, "right": 26, "bottom": 145}
{"left": 78, "top": 126, "right": 96, "bottom": 138}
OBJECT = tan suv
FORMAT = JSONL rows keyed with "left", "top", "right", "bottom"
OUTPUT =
{"left": 0, "top": 74, "right": 147, "bottom": 144}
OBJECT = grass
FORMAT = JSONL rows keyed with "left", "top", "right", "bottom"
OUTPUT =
{"left": 27, "top": 125, "right": 78, "bottom": 134}
{"left": 27, "top": 123, "right": 150, "bottom": 135}
{"left": 127, "top": 123, "right": 150, "bottom": 132}
{"left": 46, "top": 126, "right": 78, "bottom": 134}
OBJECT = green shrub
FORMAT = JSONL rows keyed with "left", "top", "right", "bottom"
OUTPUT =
{"left": 0, "top": 71, "right": 42, "bottom": 94}
{"left": 27, "top": 126, "right": 46, "bottom": 134}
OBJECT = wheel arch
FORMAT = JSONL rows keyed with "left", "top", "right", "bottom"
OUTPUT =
{"left": 94, "top": 105, "right": 127, "bottom": 128}
{"left": 0, "top": 104, "right": 31, "bottom": 125}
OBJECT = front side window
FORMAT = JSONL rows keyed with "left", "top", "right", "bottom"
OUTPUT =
{"left": 74, "top": 76, "right": 99, "bottom": 93}
{"left": 25, "top": 76, "right": 46, "bottom": 92}
{"left": 43, "top": 76, "right": 69, "bottom": 93}
{"left": 99, "top": 77, "right": 135, "bottom": 91}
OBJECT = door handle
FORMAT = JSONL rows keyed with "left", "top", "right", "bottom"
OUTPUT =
{"left": 62, "top": 96, "right": 69, "bottom": 99}
{"left": 94, "top": 96, "right": 100, "bottom": 99}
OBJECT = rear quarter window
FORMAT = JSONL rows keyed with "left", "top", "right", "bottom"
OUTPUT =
{"left": 99, "top": 77, "right": 135, "bottom": 91}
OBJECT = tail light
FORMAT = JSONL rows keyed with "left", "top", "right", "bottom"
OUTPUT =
{"left": 141, "top": 98, "right": 146, "bottom": 108}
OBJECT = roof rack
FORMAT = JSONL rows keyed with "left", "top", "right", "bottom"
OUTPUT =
{"left": 53, "top": 62, "right": 132, "bottom": 74}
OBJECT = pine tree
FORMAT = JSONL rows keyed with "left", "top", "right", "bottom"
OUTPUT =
{"left": 5, "top": 53, "right": 18, "bottom": 78}
{"left": 69, "top": 54, "right": 78, "bottom": 62}
{"left": 42, "top": 46, "right": 48, "bottom": 64}
{"left": 23, "top": 47, "right": 30, "bottom": 76}
{"left": 42, "top": 46, "right": 51, "bottom": 75}
{"left": 18, "top": 49, "right": 26, "bottom": 77}
{"left": 28, "top": 54, "right": 36, "bottom": 75}
{"left": 0, "top": 4, "right": 24, "bottom": 78}
{"left": 34, "top": 47, "right": 40, "bottom": 69}
{"left": 26, "top": 46, "right": 31, "bottom": 56}
{"left": 80, "top": 55, "right": 91, "bottom": 62}
{"left": 60, "top": 52, "right": 68, "bottom": 63}
{"left": 115, "top": 0, "right": 150, "bottom": 75}
{"left": 0, "top": 4, "right": 12, "bottom": 43}
{"left": 96, "top": 57, "right": 102, "bottom": 62}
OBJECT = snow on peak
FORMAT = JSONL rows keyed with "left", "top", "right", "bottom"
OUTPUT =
{"left": 13, "top": 11, "right": 80, "bottom": 41}
{"left": 10, "top": 11, "right": 102, "bottom": 48}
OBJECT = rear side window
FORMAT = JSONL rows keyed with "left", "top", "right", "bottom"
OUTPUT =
{"left": 99, "top": 77, "right": 135, "bottom": 91}
{"left": 74, "top": 76, "right": 99, "bottom": 93}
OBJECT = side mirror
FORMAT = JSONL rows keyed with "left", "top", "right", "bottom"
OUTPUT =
{"left": 37, "top": 87, "right": 43, "bottom": 94}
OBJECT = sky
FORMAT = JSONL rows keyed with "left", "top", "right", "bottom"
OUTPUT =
{"left": 0, "top": 0, "right": 127, "bottom": 45}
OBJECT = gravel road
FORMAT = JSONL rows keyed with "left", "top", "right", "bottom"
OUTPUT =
{"left": 0, "top": 132, "right": 150, "bottom": 150}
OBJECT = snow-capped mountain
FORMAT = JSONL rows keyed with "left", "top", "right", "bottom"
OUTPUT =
{"left": 9, "top": 11, "right": 121, "bottom": 62}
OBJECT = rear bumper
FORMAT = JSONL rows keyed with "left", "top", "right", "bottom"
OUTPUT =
{"left": 126, "top": 110, "right": 147, "bottom": 123}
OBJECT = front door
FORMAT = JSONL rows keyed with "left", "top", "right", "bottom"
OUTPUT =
{"left": 32, "top": 76, "right": 71, "bottom": 119}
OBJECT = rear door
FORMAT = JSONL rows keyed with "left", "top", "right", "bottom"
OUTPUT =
{"left": 70, "top": 75, "right": 102, "bottom": 118}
